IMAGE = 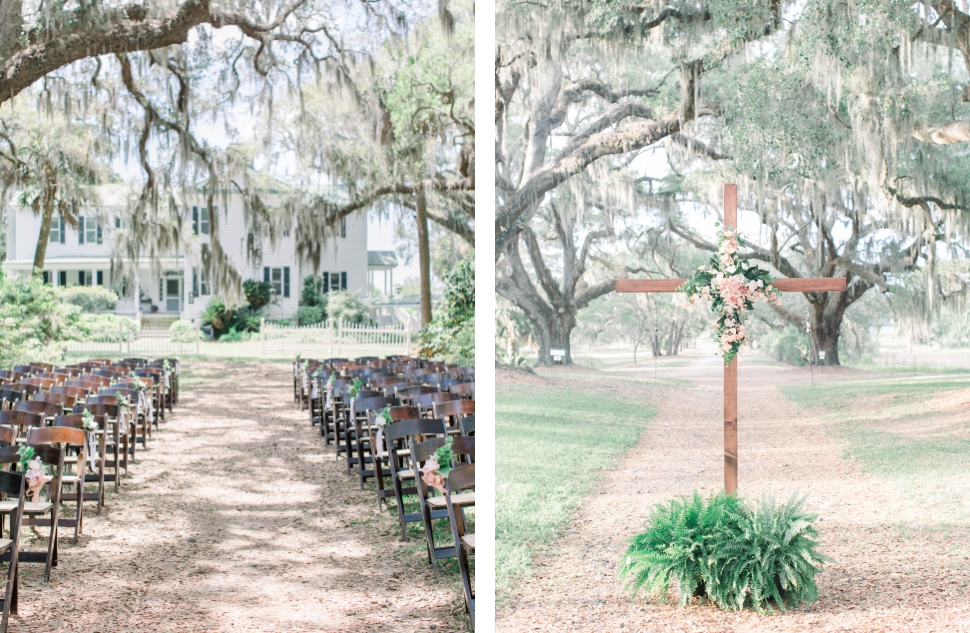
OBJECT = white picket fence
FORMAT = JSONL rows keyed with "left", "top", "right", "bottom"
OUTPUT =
{"left": 65, "top": 320, "right": 201, "bottom": 356}
{"left": 261, "top": 318, "right": 410, "bottom": 357}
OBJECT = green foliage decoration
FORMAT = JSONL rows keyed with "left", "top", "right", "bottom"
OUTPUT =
{"left": 416, "top": 259, "right": 475, "bottom": 364}
{"left": 619, "top": 491, "right": 830, "bottom": 613}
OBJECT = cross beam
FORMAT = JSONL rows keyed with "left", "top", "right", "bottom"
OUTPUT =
{"left": 616, "top": 184, "right": 847, "bottom": 494}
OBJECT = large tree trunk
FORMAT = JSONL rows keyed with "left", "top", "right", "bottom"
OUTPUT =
{"left": 416, "top": 188, "right": 432, "bottom": 326}
{"left": 812, "top": 311, "right": 844, "bottom": 366}
{"left": 534, "top": 311, "right": 576, "bottom": 365}
{"left": 32, "top": 197, "right": 55, "bottom": 277}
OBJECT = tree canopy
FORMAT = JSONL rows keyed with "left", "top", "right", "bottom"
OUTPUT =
{"left": 1, "top": 0, "right": 473, "bottom": 304}
{"left": 496, "top": 0, "right": 970, "bottom": 365}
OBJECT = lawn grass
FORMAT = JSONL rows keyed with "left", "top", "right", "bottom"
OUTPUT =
{"left": 496, "top": 380, "right": 655, "bottom": 605}
{"left": 780, "top": 373, "right": 970, "bottom": 519}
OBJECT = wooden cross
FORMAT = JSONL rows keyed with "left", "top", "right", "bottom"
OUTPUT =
{"left": 616, "top": 184, "right": 846, "bottom": 495}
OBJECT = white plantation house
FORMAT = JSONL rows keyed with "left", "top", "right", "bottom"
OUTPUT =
{"left": 2, "top": 184, "right": 399, "bottom": 323}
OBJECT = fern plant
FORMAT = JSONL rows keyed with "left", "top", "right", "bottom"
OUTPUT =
{"left": 710, "top": 492, "right": 832, "bottom": 614}
{"left": 618, "top": 491, "right": 741, "bottom": 605}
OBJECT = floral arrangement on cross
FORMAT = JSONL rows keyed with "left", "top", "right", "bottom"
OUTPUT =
{"left": 677, "top": 224, "right": 781, "bottom": 363}
{"left": 420, "top": 437, "right": 454, "bottom": 494}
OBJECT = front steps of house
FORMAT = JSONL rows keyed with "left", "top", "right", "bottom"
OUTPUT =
{"left": 141, "top": 315, "right": 180, "bottom": 330}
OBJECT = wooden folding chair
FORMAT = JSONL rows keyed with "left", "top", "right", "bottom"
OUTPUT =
{"left": 384, "top": 418, "right": 448, "bottom": 539}
{"left": 54, "top": 415, "right": 106, "bottom": 516}
{"left": 368, "top": 406, "right": 419, "bottom": 511}
{"left": 446, "top": 464, "right": 475, "bottom": 627}
{"left": 74, "top": 403, "right": 125, "bottom": 491}
{"left": 350, "top": 395, "right": 399, "bottom": 487}
{"left": 0, "top": 411, "right": 44, "bottom": 444}
{"left": 413, "top": 392, "right": 460, "bottom": 418}
{"left": 0, "top": 470, "right": 25, "bottom": 631}
{"left": 100, "top": 387, "right": 149, "bottom": 447}
{"left": 450, "top": 382, "right": 475, "bottom": 399}
{"left": 459, "top": 415, "right": 475, "bottom": 436}
{"left": 14, "top": 401, "right": 61, "bottom": 424}
{"left": 27, "top": 427, "right": 86, "bottom": 545}
{"left": 435, "top": 399, "right": 475, "bottom": 435}
{"left": 413, "top": 437, "right": 458, "bottom": 577}
{"left": 0, "top": 438, "right": 60, "bottom": 582}
{"left": 0, "top": 392, "right": 21, "bottom": 412}
{"left": 33, "top": 392, "right": 76, "bottom": 415}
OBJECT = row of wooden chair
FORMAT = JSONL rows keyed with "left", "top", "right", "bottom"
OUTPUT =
{"left": 294, "top": 355, "right": 476, "bottom": 627}
{"left": 0, "top": 356, "right": 181, "bottom": 633}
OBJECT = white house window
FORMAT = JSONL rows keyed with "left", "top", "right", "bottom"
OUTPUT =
{"left": 81, "top": 271, "right": 93, "bottom": 286}
{"left": 263, "top": 266, "right": 290, "bottom": 298}
{"left": 329, "top": 272, "right": 346, "bottom": 292}
{"left": 192, "top": 267, "right": 210, "bottom": 297}
{"left": 85, "top": 218, "right": 101, "bottom": 244}
{"left": 49, "top": 216, "right": 61, "bottom": 243}
{"left": 193, "top": 206, "right": 211, "bottom": 235}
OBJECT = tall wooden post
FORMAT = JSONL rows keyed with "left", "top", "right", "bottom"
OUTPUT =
{"left": 723, "top": 184, "right": 739, "bottom": 495}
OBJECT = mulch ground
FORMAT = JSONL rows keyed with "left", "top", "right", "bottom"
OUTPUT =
{"left": 9, "top": 360, "right": 466, "bottom": 633}
{"left": 497, "top": 349, "right": 970, "bottom": 633}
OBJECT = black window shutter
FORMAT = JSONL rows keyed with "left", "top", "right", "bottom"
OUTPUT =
{"left": 340, "top": 272, "right": 347, "bottom": 290}
{"left": 263, "top": 267, "right": 270, "bottom": 283}
{"left": 283, "top": 267, "right": 290, "bottom": 298}
{"left": 59, "top": 217, "right": 65, "bottom": 243}
{"left": 58, "top": 271, "right": 66, "bottom": 286}
{"left": 115, "top": 217, "right": 121, "bottom": 228}
{"left": 96, "top": 271, "right": 103, "bottom": 286}
{"left": 78, "top": 217, "right": 85, "bottom": 244}
{"left": 192, "top": 268, "right": 199, "bottom": 296}
{"left": 322, "top": 272, "right": 329, "bottom": 293}
{"left": 193, "top": 206, "right": 199, "bottom": 235}
{"left": 96, "top": 223, "right": 102, "bottom": 244}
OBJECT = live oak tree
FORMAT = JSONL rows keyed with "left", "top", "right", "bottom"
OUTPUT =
{"left": 0, "top": 108, "right": 104, "bottom": 275}
{"left": 280, "top": 0, "right": 474, "bottom": 323}
{"left": 495, "top": 0, "right": 784, "bottom": 364}
{"left": 0, "top": 0, "right": 472, "bottom": 307}
{"left": 497, "top": 0, "right": 970, "bottom": 365}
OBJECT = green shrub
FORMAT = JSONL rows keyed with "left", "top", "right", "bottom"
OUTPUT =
{"left": 243, "top": 279, "right": 272, "bottom": 310}
{"left": 296, "top": 305, "right": 325, "bottom": 325}
{"left": 75, "top": 313, "right": 139, "bottom": 341}
{"left": 200, "top": 299, "right": 262, "bottom": 338}
{"left": 0, "top": 272, "right": 81, "bottom": 365}
{"left": 619, "top": 491, "right": 829, "bottom": 613}
{"left": 762, "top": 326, "right": 808, "bottom": 366}
{"left": 416, "top": 260, "right": 474, "bottom": 363}
{"left": 619, "top": 491, "right": 742, "bottom": 605}
{"left": 329, "top": 290, "right": 368, "bottom": 324}
{"left": 56, "top": 286, "right": 119, "bottom": 312}
{"left": 710, "top": 493, "right": 831, "bottom": 613}
{"left": 169, "top": 319, "right": 200, "bottom": 343}
{"left": 219, "top": 326, "right": 252, "bottom": 342}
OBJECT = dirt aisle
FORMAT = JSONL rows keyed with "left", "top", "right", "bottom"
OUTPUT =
{"left": 11, "top": 360, "right": 464, "bottom": 633}
{"left": 498, "top": 347, "right": 970, "bottom": 633}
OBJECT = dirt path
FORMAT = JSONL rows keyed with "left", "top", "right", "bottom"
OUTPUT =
{"left": 11, "top": 360, "right": 465, "bottom": 633}
{"left": 498, "top": 345, "right": 970, "bottom": 633}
